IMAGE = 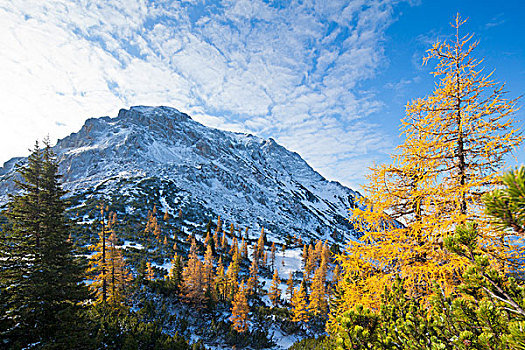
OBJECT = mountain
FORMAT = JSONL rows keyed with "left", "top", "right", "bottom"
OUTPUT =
{"left": 0, "top": 105, "right": 359, "bottom": 244}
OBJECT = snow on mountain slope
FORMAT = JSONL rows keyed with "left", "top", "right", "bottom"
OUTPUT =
{"left": 0, "top": 106, "right": 360, "bottom": 243}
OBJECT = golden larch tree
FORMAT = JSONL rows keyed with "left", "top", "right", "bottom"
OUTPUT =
{"left": 106, "top": 232, "right": 132, "bottom": 306}
{"left": 308, "top": 255, "right": 328, "bottom": 316}
{"left": 241, "top": 236, "right": 248, "bottom": 258}
{"left": 247, "top": 254, "right": 259, "bottom": 295}
{"left": 302, "top": 244, "right": 308, "bottom": 267}
{"left": 215, "top": 215, "right": 222, "bottom": 236}
{"left": 229, "top": 237, "right": 238, "bottom": 256}
{"left": 313, "top": 240, "right": 323, "bottom": 266}
{"left": 230, "top": 281, "right": 250, "bottom": 333}
{"left": 204, "top": 231, "right": 211, "bottom": 246}
{"left": 305, "top": 244, "right": 315, "bottom": 282}
{"left": 268, "top": 269, "right": 281, "bottom": 308}
{"left": 181, "top": 238, "right": 205, "bottom": 304}
{"left": 225, "top": 251, "right": 240, "bottom": 300}
{"left": 203, "top": 243, "right": 215, "bottom": 295}
{"left": 215, "top": 257, "right": 226, "bottom": 301}
{"left": 229, "top": 223, "right": 235, "bottom": 237}
{"left": 291, "top": 281, "right": 309, "bottom": 324}
{"left": 87, "top": 206, "right": 114, "bottom": 304}
{"left": 145, "top": 262, "right": 155, "bottom": 281}
{"left": 330, "top": 14, "right": 523, "bottom": 331}
{"left": 256, "top": 227, "right": 265, "bottom": 259}
{"left": 221, "top": 230, "right": 228, "bottom": 250}
{"left": 286, "top": 272, "right": 294, "bottom": 301}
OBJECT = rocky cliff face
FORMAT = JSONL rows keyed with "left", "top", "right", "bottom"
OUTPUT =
{"left": 0, "top": 106, "right": 359, "bottom": 243}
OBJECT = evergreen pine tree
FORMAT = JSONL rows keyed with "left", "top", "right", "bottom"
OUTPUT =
{"left": 0, "top": 141, "right": 90, "bottom": 348}
{"left": 168, "top": 253, "right": 183, "bottom": 291}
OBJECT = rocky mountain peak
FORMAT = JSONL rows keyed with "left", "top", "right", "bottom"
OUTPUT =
{"left": 0, "top": 106, "right": 360, "bottom": 243}
{"left": 117, "top": 105, "right": 192, "bottom": 124}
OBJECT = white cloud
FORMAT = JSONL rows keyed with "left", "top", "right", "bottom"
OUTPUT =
{"left": 0, "top": 0, "right": 403, "bottom": 188}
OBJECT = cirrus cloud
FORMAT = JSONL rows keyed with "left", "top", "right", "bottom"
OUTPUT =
{"left": 0, "top": 0, "right": 405, "bottom": 188}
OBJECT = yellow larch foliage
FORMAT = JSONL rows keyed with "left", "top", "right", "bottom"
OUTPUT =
{"left": 302, "top": 244, "right": 308, "bottom": 267}
{"left": 230, "top": 281, "right": 250, "bottom": 333}
{"left": 262, "top": 251, "right": 268, "bottom": 266}
{"left": 291, "top": 282, "right": 309, "bottom": 323}
{"left": 146, "top": 262, "right": 155, "bottom": 281}
{"left": 256, "top": 227, "right": 265, "bottom": 259}
{"left": 330, "top": 15, "right": 524, "bottom": 333}
{"left": 181, "top": 238, "right": 205, "bottom": 304}
{"left": 286, "top": 272, "right": 294, "bottom": 301}
{"left": 229, "top": 237, "right": 238, "bottom": 256}
{"left": 322, "top": 241, "right": 330, "bottom": 263}
{"left": 221, "top": 230, "right": 228, "bottom": 250}
{"left": 153, "top": 222, "right": 161, "bottom": 243}
{"left": 225, "top": 251, "right": 240, "bottom": 300}
{"left": 241, "top": 237, "right": 248, "bottom": 258}
{"left": 247, "top": 255, "right": 259, "bottom": 295}
{"left": 308, "top": 255, "right": 328, "bottom": 316}
{"left": 313, "top": 240, "right": 323, "bottom": 266}
{"left": 215, "top": 257, "right": 226, "bottom": 301}
{"left": 88, "top": 207, "right": 128, "bottom": 305}
{"left": 204, "top": 231, "right": 211, "bottom": 246}
{"left": 268, "top": 269, "right": 281, "bottom": 308}
{"left": 215, "top": 215, "right": 222, "bottom": 236}
{"left": 106, "top": 232, "right": 132, "bottom": 306}
{"left": 305, "top": 244, "right": 315, "bottom": 282}
{"left": 213, "top": 230, "right": 219, "bottom": 249}
{"left": 203, "top": 244, "right": 215, "bottom": 295}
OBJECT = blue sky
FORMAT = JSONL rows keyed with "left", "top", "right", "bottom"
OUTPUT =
{"left": 0, "top": 0, "right": 523, "bottom": 189}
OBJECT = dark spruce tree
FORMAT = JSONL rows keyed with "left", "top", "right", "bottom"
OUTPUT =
{"left": 0, "top": 140, "right": 91, "bottom": 349}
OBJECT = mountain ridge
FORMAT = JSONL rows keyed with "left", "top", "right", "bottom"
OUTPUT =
{"left": 0, "top": 105, "right": 359, "bottom": 243}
